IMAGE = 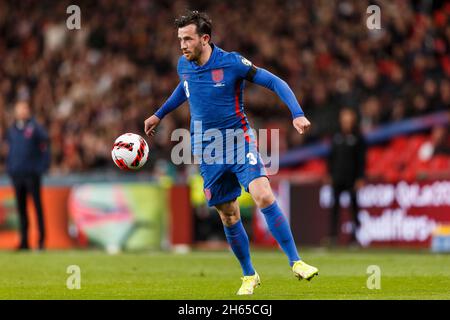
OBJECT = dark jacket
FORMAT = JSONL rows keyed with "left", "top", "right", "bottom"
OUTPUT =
{"left": 6, "top": 117, "right": 50, "bottom": 176}
{"left": 328, "top": 130, "right": 366, "bottom": 187}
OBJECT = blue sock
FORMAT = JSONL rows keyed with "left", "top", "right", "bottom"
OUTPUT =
{"left": 261, "top": 201, "right": 301, "bottom": 266}
{"left": 223, "top": 220, "right": 255, "bottom": 276}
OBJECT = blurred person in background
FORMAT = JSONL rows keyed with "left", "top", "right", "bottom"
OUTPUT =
{"left": 327, "top": 107, "right": 366, "bottom": 246}
{"left": 6, "top": 101, "right": 50, "bottom": 250}
{"left": 418, "top": 125, "right": 450, "bottom": 161}
{"left": 416, "top": 124, "right": 450, "bottom": 180}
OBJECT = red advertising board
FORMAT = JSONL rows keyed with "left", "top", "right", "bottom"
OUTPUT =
{"left": 0, "top": 186, "right": 75, "bottom": 249}
{"left": 290, "top": 180, "right": 450, "bottom": 247}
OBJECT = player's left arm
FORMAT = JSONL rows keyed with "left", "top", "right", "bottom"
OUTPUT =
{"left": 248, "top": 66, "right": 310, "bottom": 134}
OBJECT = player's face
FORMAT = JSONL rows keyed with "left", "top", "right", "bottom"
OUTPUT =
{"left": 178, "top": 24, "right": 206, "bottom": 62}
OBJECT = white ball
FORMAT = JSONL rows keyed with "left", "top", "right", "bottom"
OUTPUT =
{"left": 111, "top": 133, "right": 149, "bottom": 170}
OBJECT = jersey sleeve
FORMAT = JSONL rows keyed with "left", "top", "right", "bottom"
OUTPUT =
{"left": 250, "top": 67, "right": 305, "bottom": 119}
{"left": 231, "top": 52, "right": 257, "bottom": 80}
{"left": 154, "top": 82, "right": 187, "bottom": 119}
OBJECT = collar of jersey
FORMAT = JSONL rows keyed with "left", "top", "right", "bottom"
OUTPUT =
{"left": 190, "top": 43, "right": 218, "bottom": 70}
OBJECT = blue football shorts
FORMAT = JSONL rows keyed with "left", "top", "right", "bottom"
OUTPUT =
{"left": 199, "top": 147, "right": 268, "bottom": 207}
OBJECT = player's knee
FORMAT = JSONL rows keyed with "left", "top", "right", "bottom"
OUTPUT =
{"left": 219, "top": 213, "right": 239, "bottom": 226}
{"left": 215, "top": 201, "right": 236, "bottom": 214}
{"left": 253, "top": 190, "right": 275, "bottom": 209}
{"left": 215, "top": 201, "right": 239, "bottom": 226}
{"left": 217, "top": 208, "right": 236, "bottom": 219}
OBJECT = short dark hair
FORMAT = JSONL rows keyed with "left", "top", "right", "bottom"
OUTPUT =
{"left": 175, "top": 10, "right": 212, "bottom": 40}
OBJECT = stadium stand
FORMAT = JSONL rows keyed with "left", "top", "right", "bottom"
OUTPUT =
{"left": 0, "top": 0, "right": 448, "bottom": 181}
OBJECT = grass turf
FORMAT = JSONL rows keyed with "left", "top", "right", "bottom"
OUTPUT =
{"left": 0, "top": 248, "right": 449, "bottom": 300}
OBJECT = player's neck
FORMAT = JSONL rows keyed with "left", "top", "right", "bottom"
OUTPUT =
{"left": 196, "top": 43, "right": 213, "bottom": 66}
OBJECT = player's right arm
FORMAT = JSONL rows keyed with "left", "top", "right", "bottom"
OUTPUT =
{"left": 144, "top": 82, "right": 187, "bottom": 136}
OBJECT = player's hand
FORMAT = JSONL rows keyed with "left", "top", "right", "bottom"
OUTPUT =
{"left": 293, "top": 116, "right": 311, "bottom": 135}
{"left": 144, "top": 114, "right": 161, "bottom": 137}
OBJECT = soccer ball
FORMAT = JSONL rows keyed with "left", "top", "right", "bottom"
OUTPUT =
{"left": 111, "top": 133, "right": 149, "bottom": 170}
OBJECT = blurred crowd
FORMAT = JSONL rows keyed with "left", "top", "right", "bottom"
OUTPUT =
{"left": 0, "top": 0, "right": 449, "bottom": 174}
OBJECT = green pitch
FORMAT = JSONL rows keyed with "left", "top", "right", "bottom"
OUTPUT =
{"left": 0, "top": 248, "right": 449, "bottom": 300}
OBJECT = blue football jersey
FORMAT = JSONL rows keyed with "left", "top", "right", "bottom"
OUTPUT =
{"left": 177, "top": 44, "right": 256, "bottom": 156}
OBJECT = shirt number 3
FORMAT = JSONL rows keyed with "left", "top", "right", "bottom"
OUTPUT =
{"left": 247, "top": 152, "right": 257, "bottom": 165}
{"left": 183, "top": 80, "right": 190, "bottom": 98}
